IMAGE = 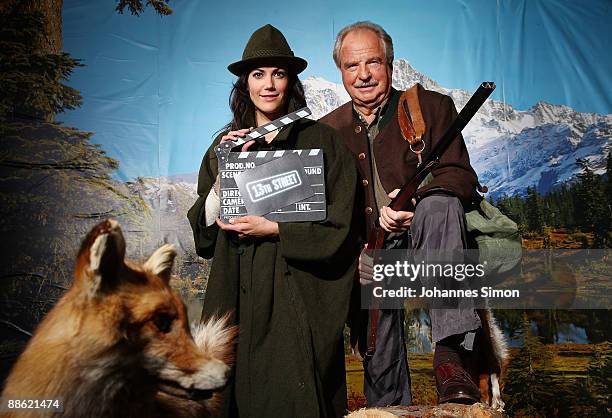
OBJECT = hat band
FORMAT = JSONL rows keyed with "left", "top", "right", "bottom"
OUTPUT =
{"left": 243, "top": 49, "right": 295, "bottom": 59}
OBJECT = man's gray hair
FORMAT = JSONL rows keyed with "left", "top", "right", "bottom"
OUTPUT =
{"left": 332, "top": 21, "right": 394, "bottom": 68}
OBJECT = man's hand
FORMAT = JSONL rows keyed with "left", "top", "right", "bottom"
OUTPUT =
{"left": 379, "top": 189, "right": 417, "bottom": 233}
{"left": 215, "top": 216, "right": 279, "bottom": 239}
{"left": 358, "top": 244, "right": 374, "bottom": 285}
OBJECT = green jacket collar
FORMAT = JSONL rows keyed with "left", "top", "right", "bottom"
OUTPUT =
{"left": 351, "top": 87, "right": 400, "bottom": 131}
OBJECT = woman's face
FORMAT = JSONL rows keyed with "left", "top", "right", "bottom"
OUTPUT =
{"left": 247, "top": 67, "right": 289, "bottom": 124}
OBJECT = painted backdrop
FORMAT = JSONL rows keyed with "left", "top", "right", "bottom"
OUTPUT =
{"left": 55, "top": 0, "right": 612, "bottom": 260}
{"left": 1, "top": 1, "right": 610, "bottom": 413}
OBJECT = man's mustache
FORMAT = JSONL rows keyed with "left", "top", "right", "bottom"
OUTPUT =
{"left": 354, "top": 81, "right": 379, "bottom": 88}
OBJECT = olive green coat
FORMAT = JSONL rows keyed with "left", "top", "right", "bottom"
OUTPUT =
{"left": 187, "top": 119, "right": 360, "bottom": 418}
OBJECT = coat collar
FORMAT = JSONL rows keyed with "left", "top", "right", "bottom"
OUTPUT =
{"left": 350, "top": 88, "right": 400, "bottom": 131}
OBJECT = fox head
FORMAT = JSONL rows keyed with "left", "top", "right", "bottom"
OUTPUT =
{"left": 3, "top": 220, "right": 235, "bottom": 417}
{"left": 71, "top": 220, "right": 234, "bottom": 403}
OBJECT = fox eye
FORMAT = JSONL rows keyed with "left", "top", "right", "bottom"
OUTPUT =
{"left": 152, "top": 313, "right": 173, "bottom": 333}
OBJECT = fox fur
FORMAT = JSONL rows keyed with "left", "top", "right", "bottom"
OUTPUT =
{"left": 1, "top": 220, "right": 236, "bottom": 418}
{"left": 475, "top": 308, "right": 509, "bottom": 411}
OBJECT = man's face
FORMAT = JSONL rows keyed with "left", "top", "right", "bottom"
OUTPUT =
{"left": 339, "top": 29, "right": 392, "bottom": 112}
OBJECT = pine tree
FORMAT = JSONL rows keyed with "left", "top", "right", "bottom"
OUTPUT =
{"left": 496, "top": 193, "right": 528, "bottom": 233}
{"left": 556, "top": 184, "right": 575, "bottom": 229}
{"left": 115, "top": 0, "right": 173, "bottom": 16}
{"left": 573, "top": 159, "right": 609, "bottom": 247}
{"left": 495, "top": 194, "right": 510, "bottom": 216}
{"left": 504, "top": 313, "right": 557, "bottom": 416}
{"left": 571, "top": 342, "right": 612, "bottom": 416}
{"left": 573, "top": 160, "right": 596, "bottom": 231}
{"left": 511, "top": 194, "right": 527, "bottom": 233}
{"left": 0, "top": 7, "right": 82, "bottom": 121}
{"left": 0, "top": 2, "right": 149, "bottom": 347}
{"left": 591, "top": 179, "right": 609, "bottom": 248}
{"left": 542, "top": 199, "right": 557, "bottom": 229}
{"left": 604, "top": 153, "right": 612, "bottom": 246}
{"left": 525, "top": 186, "right": 544, "bottom": 233}
{"left": 584, "top": 343, "right": 612, "bottom": 415}
{"left": 606, "top": 153, "right": 612, "bottom": 202}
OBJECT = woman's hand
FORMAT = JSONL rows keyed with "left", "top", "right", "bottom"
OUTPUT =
{"left": 213, "top": 174, "right": 220, "bottom": 195}
{"left": 214, "top": 128, "right": 256, "bottom": 195}
{"left": 216, "top": 216, "right": 279, "bottom": 238}
{"left": 221, "top": 128, "right": 256, "bottom": 151}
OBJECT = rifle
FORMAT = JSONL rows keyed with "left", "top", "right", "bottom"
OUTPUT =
{"left": 364, "top": 82, "right": 496, "bottom": 357}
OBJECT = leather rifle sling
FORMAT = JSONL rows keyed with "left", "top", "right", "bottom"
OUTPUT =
{"left": 399, "top": 84, "right": 427, "bottom": 163}
{"left": 366, "top": 85, "right": 427, "bottom": 357}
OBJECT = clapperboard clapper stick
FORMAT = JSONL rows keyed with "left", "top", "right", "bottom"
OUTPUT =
{"left": 215, "top": 107, "right": 312, "bottom": 161}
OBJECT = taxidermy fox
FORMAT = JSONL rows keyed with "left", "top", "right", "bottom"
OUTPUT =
{"left": 1, "top": 220, "right": 235, "bottom": 418}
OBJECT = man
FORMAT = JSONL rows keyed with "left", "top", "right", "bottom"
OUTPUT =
{"left": 320, "top": 22, "right": 483, "bottom": 406}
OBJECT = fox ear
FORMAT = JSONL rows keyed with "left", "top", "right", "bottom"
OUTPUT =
{"left": 79, "top": 219, "right": 126, "bottom": 297}
{"left": 144, "top": 244, "right": 176, "bottom": 283}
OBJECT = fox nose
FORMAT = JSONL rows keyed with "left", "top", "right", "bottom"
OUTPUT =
{"left": 195, "top": 359, "right": 232, "bottom": 390}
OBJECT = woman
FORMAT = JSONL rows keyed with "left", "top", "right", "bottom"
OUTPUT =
{"left": 187, "top": 25, "right": 360, "bottom": 417}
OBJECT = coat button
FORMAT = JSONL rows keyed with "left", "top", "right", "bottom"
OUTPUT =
{"left": 358, "top": 152, "right": 366, "bottom": 160}
{"left": 354, "top": 125, "right": 362, "bottom": 133}
{"left": 365, "top": 207, "right": 373, "bottom": 215}
{"left": 240, "top": 285, "right": 246, "bottom": 294}
{"left": 362, "top": 179, "right": 369, "bottom": 187}
{"left": 237, "top": 247, "right": 245, "bottom": 255}
{"left": 298, "top": 381, "right": 305, "bottom": 390}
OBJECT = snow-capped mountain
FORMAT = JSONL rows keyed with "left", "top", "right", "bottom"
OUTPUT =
{"left": 302, "top": 59, "right": 611, "bottom": 197}
{"left": 118, "top": 60, "right": 609, "bottom": 278}
{"left": 302, "top": 76, "right": 351, "bottom": 118}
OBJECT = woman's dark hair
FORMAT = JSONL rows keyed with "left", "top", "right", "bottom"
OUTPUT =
{"left": 222, "top": 69, "right": 306, "bottom": 132}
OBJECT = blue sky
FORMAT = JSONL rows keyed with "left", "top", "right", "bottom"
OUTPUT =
{"left": 60, "top": 0, "right": 611, "bottom": 180}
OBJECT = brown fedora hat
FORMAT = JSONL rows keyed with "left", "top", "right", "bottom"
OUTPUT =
{"left": 228, "top": 24, "right": 308, "bottom": 76}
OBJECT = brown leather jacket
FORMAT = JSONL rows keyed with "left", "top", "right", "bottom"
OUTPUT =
{"left": 320, "top": 85, "right": 478, "bottom": 238}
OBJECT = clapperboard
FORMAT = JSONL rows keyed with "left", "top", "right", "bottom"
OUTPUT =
{"left": 214, "top": 107, "right": 326, "bottom": 223}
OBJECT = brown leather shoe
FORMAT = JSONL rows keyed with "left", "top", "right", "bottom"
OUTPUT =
{"left": 435, "top": 361, "right": 481, "bottom": 404}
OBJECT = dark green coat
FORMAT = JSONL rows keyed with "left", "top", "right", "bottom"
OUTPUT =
{"left": 187, "top": 119, "right": 360, "bottom": 418}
